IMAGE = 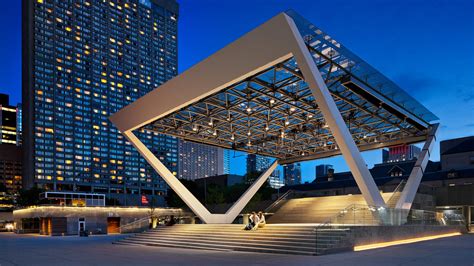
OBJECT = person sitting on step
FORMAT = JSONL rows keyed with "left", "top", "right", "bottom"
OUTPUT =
{"left": 257, "top": 211, "right": 266, "bottom": 228}
{"left": 244, "top": 211, "right": 259, "bottom": 230}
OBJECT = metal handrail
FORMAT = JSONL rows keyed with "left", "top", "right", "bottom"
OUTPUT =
{"left": 264, "top": 190, "right": 295, "bottom": 213}
{"left": 118, "top": 215, "right": 151, "bottom": 233}
{"left": 386, "top": 179, "right": 407, "bottom": 206}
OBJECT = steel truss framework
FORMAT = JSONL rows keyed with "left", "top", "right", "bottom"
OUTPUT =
{"left": 110, "top": 11, "right": 438, "bottom": 223}
{"left": 140, "top": 14, "right": 436, "bottom": 164}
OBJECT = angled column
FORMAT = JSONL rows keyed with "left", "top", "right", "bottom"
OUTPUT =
{"left": 123, "top": 130, "right": 278, "bottom": 223}
{"left": 395, "top": 124, "right": 439, "bottom": 210}
{"left": 286, "top": 16, "right": 386, "bottom": 207}
{"left": 221, "top": 160, "right": 278, "bottom": 224}
{"left": 123, "top": 131, "right": 212, "bottom": 222}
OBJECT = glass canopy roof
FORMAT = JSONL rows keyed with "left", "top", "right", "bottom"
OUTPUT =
{"left": 139, "top": 11, "right": 437, "bottom": 162}
{"left": 286, "top": 10, "right": 438, "bottom": 123}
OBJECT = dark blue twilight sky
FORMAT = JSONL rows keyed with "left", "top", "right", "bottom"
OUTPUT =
{"left": 0, "top": 0, "right": 473, "bottom": 181}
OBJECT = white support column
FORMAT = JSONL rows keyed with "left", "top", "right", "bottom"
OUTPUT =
{"left": 225, "top": 160, "right": 278, "bottom": 221}
{"left": 286, "top": 18, "right": 386, "bottom": 207}
{"left": 395, "top": 124, "right": 439, "bottom": 210}
{"left": 123, "top": 131, "right": 213, "bottom": 222}
{"left": 123, "top": 130, "right": 278, "bottom": 224}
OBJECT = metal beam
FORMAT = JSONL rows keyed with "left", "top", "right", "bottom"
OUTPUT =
{"left": 279, "top": 134, "right": 429, "bottom": 164}
{"left": 124, "top": 130, "right": 279, "bottom": 224}
{"left": 395, "top": 123, "right": 439, "bottom": 210}
{"left": 287, "top": 16, "right": 386, "bottom": 207}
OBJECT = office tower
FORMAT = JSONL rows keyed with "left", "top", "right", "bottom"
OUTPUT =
{"left": 16, "top": 103, "right": 22, "bottom": 146}
{"left": 0, "top": 94, "right": 23, "bottom": 194}
{"left": 284, "top": 163, "right": 301, "bottom": 186}
{"left": 268, "top": 169, "right": 284, "bottom": 189}
{"left": 0, "top": 144, "right": 23, "bottom": 195}
{"left": 315, "top": 164, "right": 334, "bottom": 179}
{"left": 223, "top": 149, "right": 231, "bottom": 175}
{"left": 382, "top": 144, "right": 421, "bottom": 163}
{"left": 178, "top": 141, "right": 223, "bottom": 180}
{"left": 246, "top": 154, "right": 271, "bottom": 173}
{"left": 0, "top": 94, "right": 20, "bottom": 146}
{"left": 22, "top": 0, "right": 179, "bottom": 204}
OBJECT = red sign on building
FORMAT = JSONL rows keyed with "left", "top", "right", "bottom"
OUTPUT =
{"left": 141, "top": 195, "right": 149, "bottom": 205}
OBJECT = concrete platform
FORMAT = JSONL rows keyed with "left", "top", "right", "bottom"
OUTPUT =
{"left": 0, "top": 232, "right": 473, "bottom": 265}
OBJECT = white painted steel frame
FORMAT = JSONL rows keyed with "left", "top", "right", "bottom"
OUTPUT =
{"left": 395, "top": 124, "right": 439, "bottom": 210}
{"left": 111, "top": 13, "right": 396, "bottom": 223}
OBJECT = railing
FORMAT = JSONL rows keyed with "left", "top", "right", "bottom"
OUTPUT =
{"left": 264, "top": 190, "right": 295, "bottom": 213}
{"left": 386, "top": 179, "right": 407, "bottom": 207}
{"left": 313, "top": 203, "right": 466, "bottom": 254}
{"left": 119, "top": 216, "right": 152, "bottom": 234}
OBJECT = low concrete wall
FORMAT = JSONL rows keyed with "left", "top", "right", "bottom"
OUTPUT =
{"left": 350, "top": 225, "right": 467, "bottom": 246}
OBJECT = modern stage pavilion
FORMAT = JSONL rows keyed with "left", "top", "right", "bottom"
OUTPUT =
{"left": 110, "top": 11, "right": 439, "bottom": 225}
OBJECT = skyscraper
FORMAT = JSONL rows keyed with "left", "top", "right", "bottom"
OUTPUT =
{"left": 223, "top": 149, "right": 231, "bottom": 175}
{"left": 283, "top": 163, "right": 301, "bottom": 186}
{"left": 268, "top": 169, "right": 284, "bottom": 189}
{"left": 0, "top": 94, "right": 20, "bottom": 146}
{"left": 178, "top": 141, "right": 224, "bottom": 180}
{"left": 246, "top": 154, "right": 271, "bottom": 174}
{"left": 0, "top": 94, "right": 23, "bottom": 194}
{"left": 315, "top": 164, "right": 333, "bottom": 179}
{"left": 22, "top": 0, "right": 179, "bottom": 205}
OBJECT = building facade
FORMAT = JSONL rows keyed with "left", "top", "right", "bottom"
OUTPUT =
{"left": 440, "top": 136, "right": 474, "bottom": 170}
{"left": 268, "top": 169, "right": 284, "bottom": 189}
{"left": 382, "top": 144, "right": 421, "bottom": 163}
{"left": 315, "top": 164, "right": 333, "bottom": 179}
{"left": 0, "top": 94, "right": 22, "bottom": 195}
{"left": 284, "top": 163, "right": 301, "bottom": 186}
{"left": 178, "top": 141, "right": 224, "bottom": 180}
{"left": 246, "top": 154, "right": 271, "bottom": 174}
{"left": 0, "top": 94, "right": 20, "bottom": 146}
{"left": 0, "top": 144, "right": 22, "bottom": 195}
{"left": 22, "top": 0, "right": 179, "bottom": 205}
{"left": 223, "top": 149, "right": 231, "bottom": 175}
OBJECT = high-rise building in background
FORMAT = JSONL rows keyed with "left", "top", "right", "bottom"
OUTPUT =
{"left": 223, "top": 149, "right": 231, "bottom": 175}
{"left": 284, "top": 163, "right": 301, "bottom": 186}
{"left": 178, "top": 141, "right": 224, "bottom": 180}
{"left": 315, "top": 164, "right": 333, "bottom": 179}
{"left": 16, "top": 103, "right": 22, "bottom": 146}
{"left": 246, "top": 154, "right": 271, "bottom": 173}
{"left": 0, "top": 94, "right": 20, "bottom": 146}
{"left": 0, "top": 144, "right": 22, "bottom": 195}
{"left": 382, "top": 144, "right": 421, "bottom": 163}
{"left": 22, "top": 0, "right": 179, "bottom": 205}
{"left": 268, "top": 169, "right": 284, "bottom": 189}
{"left": 0, "top": 94, "right": 23, "bottom": 194}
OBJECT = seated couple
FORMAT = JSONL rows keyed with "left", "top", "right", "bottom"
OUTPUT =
{"left": 244, "top": 211, "right": 265, "bottom": 230}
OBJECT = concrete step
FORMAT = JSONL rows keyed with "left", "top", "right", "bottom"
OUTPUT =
{"left": 118, "top": 236, "right": 317, "bottom": 252}
{"left": 116, "top": 238, "right": 316, "bottom": 256}
{"left": 114, "top": 224, "right": 352, "bottom": 256}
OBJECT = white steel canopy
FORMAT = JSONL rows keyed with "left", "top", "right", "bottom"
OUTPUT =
{"left": 110, "top": 11, "right": 438, "bottom": 223}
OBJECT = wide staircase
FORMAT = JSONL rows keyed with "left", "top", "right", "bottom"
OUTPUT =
{"left": 267, "top": 193, "right": 394, "bottom": 224}
{"left": 114, "top": 224, "right": 352, "bottom": 256}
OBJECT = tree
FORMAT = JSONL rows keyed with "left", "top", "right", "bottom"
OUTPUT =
{"left": 205, "top": 184, "right": 225, "bottom": 205}
{"left": 16, "top": 186, "right": 46, "bottom": 207}
{"left": 165, "top": 179, "right": 201, "bottom": 208}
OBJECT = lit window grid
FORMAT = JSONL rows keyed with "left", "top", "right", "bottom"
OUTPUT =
{"left": 31, "top": 0, "right": 178, "bottom": 193}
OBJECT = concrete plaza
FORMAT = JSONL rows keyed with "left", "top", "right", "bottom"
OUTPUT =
{"left": 0, "top": 233, "right": 473, "bottom": 266}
